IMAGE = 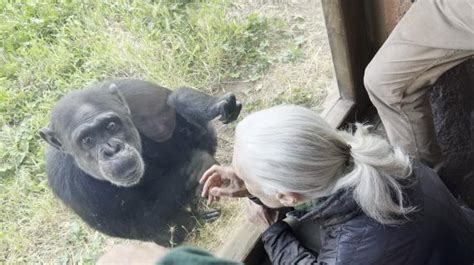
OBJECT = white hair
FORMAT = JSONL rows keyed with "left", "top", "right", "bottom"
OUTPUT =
{"left": 234, "top": 105, "right": 415, "bottom": 224}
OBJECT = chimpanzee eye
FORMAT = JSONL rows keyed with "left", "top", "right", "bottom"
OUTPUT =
{"left": 81, "top": 136, "right": 93, "bottom": 147}
{"left": 106, "top": 121, "right": 117, "bottom": 131}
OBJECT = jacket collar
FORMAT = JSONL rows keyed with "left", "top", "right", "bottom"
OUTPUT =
{"left": 287, "top": 188, "right": 362, "bottom": 227}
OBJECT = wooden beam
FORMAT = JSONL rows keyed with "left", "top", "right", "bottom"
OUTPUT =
{"left": 364, "top": 0, "right": 412, "bottom": 49}
{"left": 321, "top": 0, "right": 372, "bottom": 108}
{"left": 216, "top": 221, "right": 266, "bottom": 264}
{"left": 322, "top": 98, "right": 354, "bottom": 128}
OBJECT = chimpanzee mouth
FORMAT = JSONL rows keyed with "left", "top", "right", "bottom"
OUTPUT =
{"left": 99, "top": 149, "right": 145, "bottom": 187}
{"left": 119, "top": 165, "right": 144, "bottom": 186}
{"left": 103, "top": 163, "right": 144, "bottom": 187}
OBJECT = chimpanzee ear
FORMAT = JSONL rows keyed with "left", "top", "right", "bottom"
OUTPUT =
{"left": 108, "top": 83, "right": 130, "bottom": 114}
{"left": 39, "top": 127, "right": 63, "bottom": 151}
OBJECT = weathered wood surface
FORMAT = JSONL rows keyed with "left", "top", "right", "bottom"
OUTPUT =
{"left": 217, "top": 220, "right": 266, "bottom": 263}
{"left": 322, "top": 0, "right": 371, "bottom": 107}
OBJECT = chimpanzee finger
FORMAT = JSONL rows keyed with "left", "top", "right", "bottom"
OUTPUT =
{"left": 223, "top": 102, "right": 242, "bottom": 124}
{"left": 218, "top": 93, "right": 237, "bottom": 122}
{"left": 218, "top": 101, "right": 231, "bottom": 122}
{"left": 226, "top": 93, "right": 237, "bottom": 105}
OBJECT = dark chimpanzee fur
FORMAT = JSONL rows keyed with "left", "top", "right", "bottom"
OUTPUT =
{"left": 39, "top": 79, "right": 241, "bottom": 246}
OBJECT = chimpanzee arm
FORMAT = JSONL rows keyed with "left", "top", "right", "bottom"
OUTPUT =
{"left": 168, "top": 87, "right": 242, "bottom": 125}
{"left": 110, "top": 80, "right": 240, "bottom": 144}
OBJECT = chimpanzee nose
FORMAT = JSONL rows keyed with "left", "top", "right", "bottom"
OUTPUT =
{"left": 100, "top": 140, "right": 123, "bottom": 159}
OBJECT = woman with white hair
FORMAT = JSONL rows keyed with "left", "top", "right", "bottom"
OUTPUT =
{"left": 201, "top": 105, "right": 474, "bottom": 265}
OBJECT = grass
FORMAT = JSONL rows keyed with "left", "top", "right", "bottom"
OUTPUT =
{"left": 0, "top": 1, "right": 276, "bottom": 263}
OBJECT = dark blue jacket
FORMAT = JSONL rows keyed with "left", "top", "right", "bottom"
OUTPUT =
{"left": 261, "top": 162, "right": 474, "bottom": 265}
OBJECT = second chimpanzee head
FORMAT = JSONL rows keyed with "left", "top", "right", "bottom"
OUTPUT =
{"left": 39, "top": 83, "right": 144, "bottom": 187}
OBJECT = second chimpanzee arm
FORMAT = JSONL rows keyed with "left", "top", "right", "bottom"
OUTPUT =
{"left": 167, "top": 87, "right": 242, "bottom": 127}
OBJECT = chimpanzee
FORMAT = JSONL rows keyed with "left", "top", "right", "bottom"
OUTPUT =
{"left": 39, "top": 79, "right": 241, "bottom": 246}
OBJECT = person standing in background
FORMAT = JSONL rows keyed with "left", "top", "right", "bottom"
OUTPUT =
{"left": 363, "top": 0, "right": 473, "bottom": 168}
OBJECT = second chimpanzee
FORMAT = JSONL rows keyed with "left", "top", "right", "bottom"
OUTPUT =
{"left": 39, "top": 79, "right": 241, "bottom": 246}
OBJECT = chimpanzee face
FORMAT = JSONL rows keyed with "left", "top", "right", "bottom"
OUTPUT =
{"left": 40, "top": 88, "right": 145, "bottom": 187}
{"left": 69, "top": 108, "right": 144, "bottom": 186}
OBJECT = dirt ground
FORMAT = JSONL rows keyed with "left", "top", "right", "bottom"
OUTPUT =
{"left": 185, "top": 0, "right": 335, "bottom": 252}
{"left": 215, "top": 0, "right": 334, "bottom": 170}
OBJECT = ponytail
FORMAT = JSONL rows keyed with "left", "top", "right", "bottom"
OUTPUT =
{"left": 235, "top": 106, "right": 416, "bottom": 225}
{"left": 335, "top": 123, "right": 415, "bottom": 224}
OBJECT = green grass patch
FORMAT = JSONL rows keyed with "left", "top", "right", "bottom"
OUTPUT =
{"left": 0, "top": 0, "right": 274, "bottom": 262}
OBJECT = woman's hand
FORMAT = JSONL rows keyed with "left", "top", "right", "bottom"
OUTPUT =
{"left": 245, "top": 200, "right": 279, "bottom": 229}
{"left": 200, "top": 165, "right": 250, "bottom": 204}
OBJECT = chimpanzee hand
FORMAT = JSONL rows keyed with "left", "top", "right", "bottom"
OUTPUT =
{"left": 200, "top": 165, "right": 250, "bottom": 204}
{"left": 216, "top": 93, "right": 242, "bottom": 124}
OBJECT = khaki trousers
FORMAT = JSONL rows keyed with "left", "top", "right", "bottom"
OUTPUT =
{"left": 364, "top": 0, "right": 474, "bottom": 167}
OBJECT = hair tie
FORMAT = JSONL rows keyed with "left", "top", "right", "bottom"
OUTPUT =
{"left": 343, "top": 144, "right": 352, "bottom": 166}
{"left": 344, "top": 144, "right": 352, "bottom": 153}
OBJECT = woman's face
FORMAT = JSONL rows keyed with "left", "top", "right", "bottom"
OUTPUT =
{"left": 232, "top": 140, "right": 306, "bottom": 208}
{"left": 232, "top": 154, "right": 301, "bottom": 209}
{"left": 241, "top": 175, "right": 285, "bottom": 209}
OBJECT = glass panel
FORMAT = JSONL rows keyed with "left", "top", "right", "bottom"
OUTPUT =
{"left": 1, "top": 0, "right": 337, "bottom": 262}
{"left": 187, "top": 0, "right": 337, "bottom": 253}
